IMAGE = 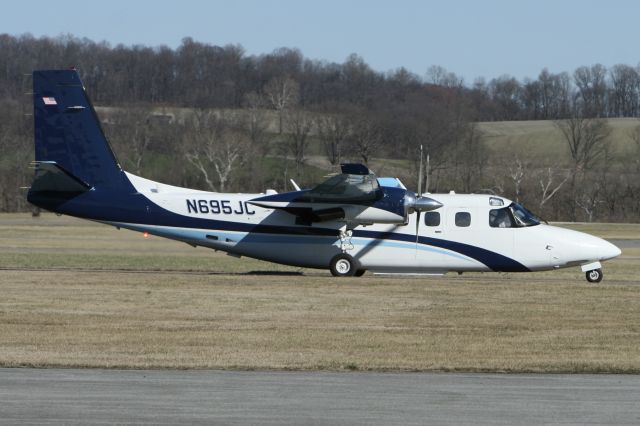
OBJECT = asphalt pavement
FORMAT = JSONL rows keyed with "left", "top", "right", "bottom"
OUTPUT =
{"left": 609, "top": 239, "right": 640, "bottom": 249}
{"left": 0, "top": 368, "right": 639, "bottom": 425}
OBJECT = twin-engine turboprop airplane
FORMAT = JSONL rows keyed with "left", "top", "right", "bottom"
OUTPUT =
{"left": 27, "top": 70, "right": 621, "bottom": 282}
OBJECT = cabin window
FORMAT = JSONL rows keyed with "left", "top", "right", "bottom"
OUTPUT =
{"left": 424, "top": 211, "right": 440, "bottom": 227}
{"left": 455, "top": 212, "right": 471, "bottom": 227}
{"left": 489, "top": 207, "right": 514, "bottom": 228}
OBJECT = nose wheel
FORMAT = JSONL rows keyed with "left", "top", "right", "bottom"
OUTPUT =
{"left": 586, "top": 268, "right": 603, "bottom": 283}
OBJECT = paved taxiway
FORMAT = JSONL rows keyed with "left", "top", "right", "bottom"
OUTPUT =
{"left": 0, "top": 369, "right": 639, "bottom": 425}
{"left": 610, "top": 239, "right": 640, "bottom": 249}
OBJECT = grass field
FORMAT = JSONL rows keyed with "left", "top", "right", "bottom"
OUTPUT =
{"left": 1, "top": 213, "right": 639, "bottom": 372}
{"left": 478, "top": 118, "right": 640, "bottom": 156}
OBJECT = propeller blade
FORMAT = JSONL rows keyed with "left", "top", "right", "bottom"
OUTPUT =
{"left": 415, "top": 210, "right": 421, "bottom": 243}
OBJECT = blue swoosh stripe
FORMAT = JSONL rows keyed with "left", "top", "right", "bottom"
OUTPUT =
{"left": 353, "top": 229, "right": 529, "bottom": 272}
{"left": 60, "top": 189, "right": 529, "bottom": 272}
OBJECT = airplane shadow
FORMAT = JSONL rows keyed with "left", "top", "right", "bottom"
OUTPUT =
{"left": 245, "top": 271, "right": 304, "bottom": 276}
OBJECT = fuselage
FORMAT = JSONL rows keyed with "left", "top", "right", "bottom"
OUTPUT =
{"left": 28, "top": 69, "right": 621, "bottom": 279}
{"left": 86, "top": 173, "right": 620, "bottom": 275}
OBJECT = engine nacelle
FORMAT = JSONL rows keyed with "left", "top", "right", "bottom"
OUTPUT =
{"left": 342, "top": 205, "right": 406, "bottom": 225}
{"left": 249, "top": 188, "right": 443, "bottom": 226}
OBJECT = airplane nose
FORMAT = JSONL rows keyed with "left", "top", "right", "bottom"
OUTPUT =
{"left": 545, "top": 226, "right": 622, "bottom": 266}
{"left": 601, "top": 240, "right": 622, "bottom": 261}
{"left": 582, "top": 235, "right": 622, "bottom": 262}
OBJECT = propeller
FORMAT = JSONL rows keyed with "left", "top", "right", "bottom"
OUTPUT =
{"left": 404, "top": 191, "right": 442, "bottom": 242}
{"left": 404, "top": 145, "right": 442, "bottom": 243}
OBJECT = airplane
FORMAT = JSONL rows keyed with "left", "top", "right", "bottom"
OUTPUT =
{"left": 27, "top": 69, "right": 621, "bottom": 282}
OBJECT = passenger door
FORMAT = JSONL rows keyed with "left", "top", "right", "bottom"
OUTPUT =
{"left": 415, "top": 209, "right": 444, "bottom": 268}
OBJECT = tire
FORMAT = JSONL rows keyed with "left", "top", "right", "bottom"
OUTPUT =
{"left": 330, "top": 253, "right": 358, "bottom": 277}
{"left": 354, "top": 270, "right": 366, "bottom": 277}
{"left": 586, "top": 268, "right": 603, "bottom": 283}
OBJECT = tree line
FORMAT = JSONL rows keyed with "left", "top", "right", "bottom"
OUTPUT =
{"left": 1, "top": 33, "right": 640, "bottom": 223}
{"left": 3, "top": 34, "right": 640, "bottom": 119}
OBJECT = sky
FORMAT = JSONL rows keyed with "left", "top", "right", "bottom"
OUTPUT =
{"left": 2, "top": 0, "right": 639, "bottom": 83}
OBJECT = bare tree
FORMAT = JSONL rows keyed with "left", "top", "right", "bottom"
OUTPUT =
{"left": 184, "top": 111, "right": 249, "bottom": 192}
{"left": 575, "top": 174, "right": 605, "bottom": 222}
{"left": 507, "top": 156, "right": 526, "bottom": 202}
{"left": 284, "top": 109, "right": 313, "bottom": 177}
{"left": 573, "top": 64, "right": 607, "bottom": 117}
{"left": 609, "top": 64, "right": 640, "bottom": 117}
{"left": 554, "top": 117, "right": 611, "bottom": 172}
{"left": 316, "top": 114, "right": 351, "bottom": 165}
{"left": 537, "top": 167, "right": 570, "bottom": 210}
{"left": 243, "top": 91, "right": 270, "bottom": 155}
{"left": 349, "top": 115, "right": 382, "bottom": 165}
{"left": 455, "top": 123, "right": 487, "bottom": 192}
{"left": 489, "top": 75, "right": 522, "bottom": 120}
{"left": 113, "top": 107, "right": 155, "bottom": 175}
{"left": 554, "top": 116, "right": 611, "bottom": 219}
{"left": 426, "top": 65, "right": 463, "bottom": 88}
{"left": 538, "top": 68, "right": 571, "bottom": 119}
{"left": 264, "top": 76, "right": 299, "bottom": 133}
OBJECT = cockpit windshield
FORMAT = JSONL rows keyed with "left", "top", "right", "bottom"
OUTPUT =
{"left": 300, "top": 173, "right": 380, "bottom": 202}
{"left": 489, "top": 202, "right": 541, "bottom": 228}
{"left": 509, "top": 202, "right": 541, "bottom": 227}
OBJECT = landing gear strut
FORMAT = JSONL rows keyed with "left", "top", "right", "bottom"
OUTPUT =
{"left": 339, "top": 229, "right": 354, "bottom": 252}
{"left": 586, "top": 268, "right": 603, "bottom": 283}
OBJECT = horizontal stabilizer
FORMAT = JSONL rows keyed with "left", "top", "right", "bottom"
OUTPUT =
{"left": 27, "top": 161, "right": 91, "bottom": 210}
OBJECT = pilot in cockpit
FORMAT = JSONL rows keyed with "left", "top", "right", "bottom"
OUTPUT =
{"left": 490, "top": 208, "right": 513, "bottom": 228}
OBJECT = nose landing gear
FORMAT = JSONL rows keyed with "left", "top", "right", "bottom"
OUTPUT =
{"left": 586, "top": 268, "right": 603, "bottom": 283}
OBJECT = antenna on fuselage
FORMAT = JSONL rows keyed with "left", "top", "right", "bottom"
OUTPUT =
{"left": 290, "top": 179, "right": 301, "bottom": 191}
{"left": 417, "top": 145, "right": 423, "bottom": 197}
{"left": 425, "top": 153, "right": 430, "bottom": 194}
{"left": 415, "top": 145, "right": 424, "bottom": 242}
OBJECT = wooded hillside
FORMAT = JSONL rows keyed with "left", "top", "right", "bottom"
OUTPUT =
{"left": 1, "top": 34, "right": 639, "bottom": 222}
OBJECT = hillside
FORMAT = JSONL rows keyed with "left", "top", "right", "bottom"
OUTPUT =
{"left": 478, "top": 118, "right": 640, "bottom": 163}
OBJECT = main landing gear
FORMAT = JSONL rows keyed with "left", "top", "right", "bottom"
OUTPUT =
{"left": 586, "top": 268, "right": 603, "bottom": 283}
{"left": 330, "top": 228, "right": 365, "bottom": 277}
{"left": 330, "top": 253, "right": 359, "bottom": 277}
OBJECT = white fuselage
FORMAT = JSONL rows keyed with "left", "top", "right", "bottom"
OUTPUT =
{"left": 109, "top": 173, "right": 621, "bottom": 274}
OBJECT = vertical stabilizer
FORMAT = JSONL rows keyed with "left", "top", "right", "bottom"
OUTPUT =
{"left": 32, "top": 70, "right": 122, "bottom": 188}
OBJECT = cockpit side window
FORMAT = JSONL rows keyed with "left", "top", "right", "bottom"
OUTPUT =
{"left": 489, "top": 207, "right": 514, "bottom": 228}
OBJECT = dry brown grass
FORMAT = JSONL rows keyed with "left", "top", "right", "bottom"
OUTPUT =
{"left": 0, "top": 213, "right": 639, "bottom": 372}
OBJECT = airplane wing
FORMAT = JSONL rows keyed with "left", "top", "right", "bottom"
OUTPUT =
{"left": 249, "top": 163, "right": 442, "bottom": 226}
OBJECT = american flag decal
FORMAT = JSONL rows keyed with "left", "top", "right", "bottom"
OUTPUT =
{"left": 42, "top": 97, "right": 57, "bottom": 105}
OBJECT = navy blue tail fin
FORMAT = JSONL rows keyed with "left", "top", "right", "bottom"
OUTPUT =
{"left": 29, "top": 70, "right": 131, "bottom": 210}
{"left": 32, "top": 70, "right": 122, "bottom": 188}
